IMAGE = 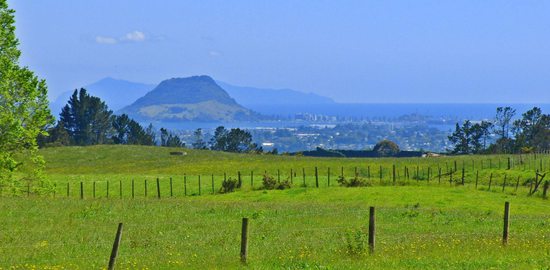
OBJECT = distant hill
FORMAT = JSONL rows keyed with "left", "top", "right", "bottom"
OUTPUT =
{"left": 119, "top": 76, "right": 261, "bottom": 122}
{"left": 51, "top": 77, "right": 155, "bottom": 115}
{"left": 216, "top": 81, "right": 335, "bottom": 106}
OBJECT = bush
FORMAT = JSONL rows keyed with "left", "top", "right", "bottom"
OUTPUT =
{"left": 261, "top": 174, "right": 292, "bottom": 190}
{"left": 337, "top": 176, "right": 370, "bottom": 187}
{"left": 343, "top": 228, "right": 369, "bottom": 256}
{"left": 219, "top": 177, "right": 238, "bottom": 193}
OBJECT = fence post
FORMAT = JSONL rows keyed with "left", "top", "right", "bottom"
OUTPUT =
{"left": 80, "top": 182, "right": 83, "bottom": 199}
{"left": 368, "top": 206, "right": 376, "bottom": 254}
{"left": 475, "top": 171, "right": 479, "bottom": 189}
{"left": 184, "top": 175, "right": 187, "bottom": 196}
{"left": 198, "top": 175, "right": 201, "bottom": 195}
{"left": 238, "top": 171, "right": 242, "bottom": 188}
{"left": 290, "top": 169, "right": 293, "bottom": 184}
{"left": 131, "top": 179, "right": 134, "bottom": 199}
{"left": 543, "top": 181, "right": 549, "bottom": 199}
{"left": 107, "top": 181, "right": 110, "bottom": 198}
{"left": 461, "top": 167, "right": 465, "bottom": 185}
{"left": 502, "top": 174, "right": 507, "bottom": 192}
{"left": 170, "top": 177, "right": 173, "bottom": 197}
{"left": 302, "top": 168, "right": 306, "bottom": 187}
{"left": 240, "top": 218, "right": 249, "bottom": 264}
{"left": 488, "top": 173, "right": 493, "bottom": 191}
{"left": 93, "top": 181, "right": 96, "bottom": 198}
{"left": 327, "top": 167, "right": 330, "bottom": 187}
{"left": 119, "top": 180, "right": 122, "bottom": 199}
{"left": 315, "top": 167, "right": 319, "bottom": 188}
{"left": 67, "top": 182, "right": 70, "bottom": 197}
{"left": 503, "top": 202, "right": 510, "bottom": 245}
{"left": 108, "top": 223, "right": 123, "bottom": 270}
{"left": 392, "top": 165, "right": 396, "bottom": 185}
{"left": 145, "top": 179, "right": 148, "bottom": 197}
{"left": 515, "top": 177, "right": 520, "bottom": 192}
{"left": 156, "top": 178, "right": 160, "bottom": 199}
{"left": 251, "top": 171, "right": 254, "bottom": 187}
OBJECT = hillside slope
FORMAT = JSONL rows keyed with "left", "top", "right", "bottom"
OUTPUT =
{"left": 119, "top": 76, "right": 260, "bottom": 122}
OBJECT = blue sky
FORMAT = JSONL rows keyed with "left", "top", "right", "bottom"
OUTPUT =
{"left": 9, "top": 0, "right": 550, "bottom": 103}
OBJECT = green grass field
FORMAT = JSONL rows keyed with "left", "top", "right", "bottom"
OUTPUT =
{"left": 1, "top": 145, "right": 550, "bottom": 269}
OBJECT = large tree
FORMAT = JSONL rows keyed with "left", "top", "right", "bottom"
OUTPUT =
{"left": 0, "top": 1, "right": 53, "bottom": 192}
{"left": 59, "top": 88, "right": 114, "bottom": 145}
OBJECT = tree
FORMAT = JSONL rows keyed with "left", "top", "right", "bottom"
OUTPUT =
{"left": 192, "top": 128, "right": 207, "bottom": 149}
{"left": 373, "top": 140, "right": 400, "bottom": 156}
{"left": 59, "top": 89, "right": 114, "bottom": 145}
{"left": 210, "top": 126, "right": 229, "bottom": 151}
{"left": 495, "top": 107, "right": 516, "bottom": 140}
{"left": 0, "top": 0, "right": 53, "bottom": 192}
{"left": 160, "top": 128, "right": 184, "bottom": 147}
{"left": 112, "top": 114, "right": 155, "bottom": 145}
{"left": 512, "top": 107, "right": 550, "bottom": 152}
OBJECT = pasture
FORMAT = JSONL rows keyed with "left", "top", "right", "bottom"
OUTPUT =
{"left": 1, "top": 145, "right": 549, "bottom": 269}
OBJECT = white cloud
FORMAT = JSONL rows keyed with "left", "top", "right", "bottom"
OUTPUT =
{"left": 95, "top": 36, "right": 117, "bottom": 44}
{"left": 209, "top": 50, "right": 222, "bottom": 57}
{"left": 121, "top": 31, "right": 146, "bottom": 42}
{"left": 95, "top": 31, "right": 147, "bottom": 45}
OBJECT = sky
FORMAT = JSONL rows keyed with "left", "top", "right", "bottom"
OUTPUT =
{"left": 8, "top": 0, "right": 550, "bottom": 103}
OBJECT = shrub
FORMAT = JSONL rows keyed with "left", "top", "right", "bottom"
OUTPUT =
{"left": 219, "top": 177, "right": 238, "bottom": 193}
{"left": 337, "top": 176, "right": 370, "bottom": 187}
{"left": 261, "top": 174, "right": 292, "bottom": 190}
{"left": 343, "top": 228, "right": 369, "bottom": 256}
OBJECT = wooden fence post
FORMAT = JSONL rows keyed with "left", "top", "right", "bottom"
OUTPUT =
{"left": 108, "top": 223, "right": 123, "bottom": 270}
{"left": 515, "top": 177, "right": 520, "bottom": 192}
{"left": 302, "top": 168, "right": 306, "bottom": 187}
{"left": 156, "top": 178, "right": 161, "bottom": 199}
{"left": 131, "top": 179, "right": 134, "bottom": 199}
{"left": 211, "top": 174, "right": 215, "bottom": 194}
{"left": 107, "top": 181, "right": 110, "bottom": 198}
{"left": 392, "top": 165, "right": 396, "bottom": 185}
{"left": 251, "top": 171, "right": 254, "bottom": 187}
{"left": 93, "top": 181, "right": 96, "bottom": 198}
{"left": 238, "top": 171, "right": 242, "bottom": 188}
{"left": 67, "top": 182, "right": 69, "bottom": 197}
{"left": 289, "top": 169, "right": 293, "bottom": 184}
{"left": 503, "top": 202, "right": 510, "bottom": 245}
{"left": 488, "top": 173, "right": 493, "bottom": 191}
{"left": 198, "top": 175, "right": 201, "bottom": 195}
{"left": 184, "top": 175, "right": 187, "bottom": 196}
{"left": 170, "top": 177, "right": 173, "bottom": 197}
{"left": 119, "top": 180, "right": 122, "bottom": 199}
{"left": 475, "top": 171, "right": 479, "bottom": 189}
{"left": 145, "top": 179, "right": 147, "bottom": 197}
{"left": 379, "top": 165, "right": 383, "bottom": 184}
{"left": 327, "top": 167, "right": 331, "bottom": 187}
{"left": 543, "top": 181, "right": 549, "bottom": 199}
{"left": 240, "top": 218, "right": 249, "bottom": 264}
{"left": 368, "top": 206, "right": 376, "bottom": 254}
{"left": 80, "top": 182, "right": 83, "bottom": 199}
{"left": 315, "top": 167, "right": 319, "bottom": 188}
{"left": 461, "top": 167, "right": 465, "bottom": 185}
{"left": 502, "top": 175, "right": 507, "bottom": 192}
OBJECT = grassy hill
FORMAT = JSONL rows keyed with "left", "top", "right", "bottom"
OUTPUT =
{"left": 1, "top": 145, "right": 549, "bottom": 269}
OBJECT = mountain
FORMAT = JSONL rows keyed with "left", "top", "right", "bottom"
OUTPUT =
{"left": 216, "top": 81, "right": 335, "bottom": 106}
{"left": 119, "top": 76, "right": 260, "bottom": 122}
{"left": 51, "top": 77, "right": 155, "bottom": 115}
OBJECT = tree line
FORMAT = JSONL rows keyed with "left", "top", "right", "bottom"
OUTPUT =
{"left": 448, "top": 106, "right": 550, "bottom": 154}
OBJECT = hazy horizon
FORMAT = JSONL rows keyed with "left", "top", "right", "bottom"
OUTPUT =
{"left": 10, "top": 1, "right": 550, "bottom": 104}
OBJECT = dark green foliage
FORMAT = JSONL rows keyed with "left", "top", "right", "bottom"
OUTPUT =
{"left": 192, "top": 128, "right": 207, "bottom": 149}
{"left": 373, "top": 140, "right": 400, "bottom": 157}
{"left": 337, "top": 176, "right": 370, "bottom": 187}
{"left": 160, "top": 128, "right": 184, "bottom": 147}
{"left": 112, "top": 114, "right": 155, "bottom": 145}
{"left": 448, "top": 120, "right": 492, "bottom": 154}
{"left": 261, "top": 174, "right": 292, "bottom": 190}
{"left": 210, "top": 126, "right": 259, "bottom": 153}
{"left": 59, "top": 89, "right": 114, "bottom": 145}
{"left": 219, "top": 177, "right": 238, "bottom": 193}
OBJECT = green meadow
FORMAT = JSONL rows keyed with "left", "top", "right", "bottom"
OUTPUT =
{"left": 1, "top": 145, "right": 549, "bottom": 269}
